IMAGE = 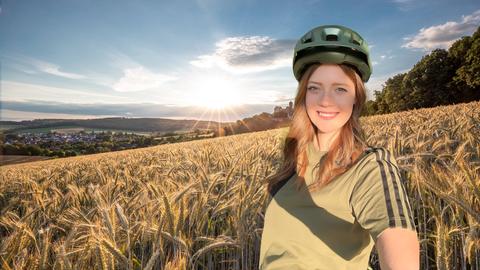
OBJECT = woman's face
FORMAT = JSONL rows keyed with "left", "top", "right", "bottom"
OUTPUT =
{"left": 305, "top": 64, "right": 356, "bottom": 136}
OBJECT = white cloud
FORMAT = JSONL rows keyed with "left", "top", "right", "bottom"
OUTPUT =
{"left": 372, "top": 51, "right": 395, "bottom": 67}
{"left": 402, "top": 9, "right": 480, "bottom": 51}
{"left": 391, "top": 0, "right": 418, "bottom": 11}
{"left": 190, "top": 36, "right": 295, "bottom": 73}
{"left": 6, "top": 55, "right": 86, "bottom": 79}
{"left": 112, "top": 66, "right": 177, "bottom": 92}
{"left": 32, "top": 61, "right": 86, "bottom": 79}
{"left": 190, "top": 55, "right": 216, "bottom": 68}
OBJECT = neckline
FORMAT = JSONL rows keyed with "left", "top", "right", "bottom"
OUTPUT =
{"left": 307, "top": 141, "right": 328, "bottom": 158}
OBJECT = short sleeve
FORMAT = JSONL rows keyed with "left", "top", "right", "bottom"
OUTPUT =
{"left": 350, "top": 147, "right": 416, "bottom": 241}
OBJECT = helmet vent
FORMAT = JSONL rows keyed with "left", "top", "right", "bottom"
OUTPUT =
{"left": 352, "top": 39, "right": 361, "bottom": 45}
{"left": 302, "top": 32, "right": 313, "bottom": 43}
{"left": 326, "top": 34, "right": 338, "bottom": 41}
{"left": 303, "top": 37, "right": 312, "bottom": 43}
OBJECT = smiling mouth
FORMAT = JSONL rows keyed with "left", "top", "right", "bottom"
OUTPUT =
{"left": 317, "top": 111, "right": 339, "bottom": 115}
{"left": 317, "top": 111, "right": 339, "bottom": 119}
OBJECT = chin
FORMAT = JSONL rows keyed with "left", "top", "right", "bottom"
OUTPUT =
{"left": 317, "top": 129, "right": 340, "bottom": 134}
{"left": 314, "top": 120, "right": 347, "bottom": 133}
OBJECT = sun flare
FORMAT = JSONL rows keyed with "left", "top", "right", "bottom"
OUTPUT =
{"left": 191, "top": 76, "right": 242, "bottom": 110}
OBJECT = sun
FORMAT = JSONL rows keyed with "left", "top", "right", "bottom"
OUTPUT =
{"left": 191, "top": 76, "right": 242, "bottom": 110}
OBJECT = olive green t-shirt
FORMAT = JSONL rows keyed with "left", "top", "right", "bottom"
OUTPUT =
{"left": 259, "top": 141, "right": 416, "bottom": 270}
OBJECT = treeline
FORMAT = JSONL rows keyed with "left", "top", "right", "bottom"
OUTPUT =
{"left": 219, "top": 112, "right": 290, "bottom": 136}
{"left": 362, "top": 26, "right": 480, "bottom": 115}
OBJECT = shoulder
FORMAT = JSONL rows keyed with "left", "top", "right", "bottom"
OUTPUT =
{"left": 349, "top": 147, "right": 416, "bottom": 240}
{"left": 352, "top": 147, "right": 400, "bottom": 189}
{"left": 355, "top": 146, "right": 397, "bottom": 169}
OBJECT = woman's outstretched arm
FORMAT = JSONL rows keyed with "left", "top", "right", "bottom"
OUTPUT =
{"left": 376, "top": 227, "right": 420, "bottom": 270}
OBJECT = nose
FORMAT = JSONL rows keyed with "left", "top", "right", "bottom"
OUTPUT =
{"left": 317, "top": 90, "right": 335, "bottom": 107}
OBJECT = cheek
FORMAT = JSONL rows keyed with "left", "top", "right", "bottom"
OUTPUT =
{"left": 305, "top": 92, "right": 316, "bottom": 110}
{"left": 335, "top": 95, "right": 355, "bottom": 111}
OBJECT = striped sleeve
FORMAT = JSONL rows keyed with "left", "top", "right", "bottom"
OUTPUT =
{"left": 350, "top": 147, "right": 416, "bottom": 240}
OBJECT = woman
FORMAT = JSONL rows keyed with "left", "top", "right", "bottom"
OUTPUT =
{"left": 259, "top": 25, "right": 419, "bottom": 270}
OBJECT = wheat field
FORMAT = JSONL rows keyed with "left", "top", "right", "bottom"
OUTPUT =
{"left": 1, "top": 101, "right": 479, "bottom": 270}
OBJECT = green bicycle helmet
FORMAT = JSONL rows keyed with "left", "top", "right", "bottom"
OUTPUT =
{"left": 292, "top": 25, "right": 372, "bottom": 82}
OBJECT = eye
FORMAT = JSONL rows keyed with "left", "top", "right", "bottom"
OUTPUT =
{"left": 336, "top": 87, "right": 348, "bottom": 92}
{"left": 307, "top": 85, "right": 318, "bottom": 91}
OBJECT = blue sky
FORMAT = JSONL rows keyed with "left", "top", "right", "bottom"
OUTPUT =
{"left": 1, "top": 0, "right": 479, "bottom": 122}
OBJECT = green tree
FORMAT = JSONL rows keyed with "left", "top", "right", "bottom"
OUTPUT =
{"left": 86, "top": 145, "right": 96, "bottom": 154}
{"left": 362, "top": 100, "right": 378, "bottom": 116}
{"left": 448, "top": 28, "right": 480, "bottom": 102}
{"left": 454, "top": 27, "right": 480, "bottom": 89}
{"left": 403, "top": 49, "right": 456, "bottom": 108}
{"left": 65, "top": 150, "right": 77, "bottom": 157}
{"left": 383, "top": 73, "right": 409, "bottom": 112}
{"left": 373, "top": 90, "right": 389, "bottom": 114}
{"left": 365, "top": 27, "right": 479, "bottom": 115}
{"left": 3, "top": 144, "right": 21, "bottom": 155}
{"left": 449, "top": 35, "right": 472, "bottom": 66}
{"left": 56, "top": 150, "right": 66, "bottom": 157}
{"left": 26, "top": 144, "right": 43, "bottom": 156}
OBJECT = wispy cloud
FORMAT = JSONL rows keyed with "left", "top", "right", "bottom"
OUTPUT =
{"left": 31, "top": 60, "right": 86, "bottom": 79}
{"left": 402, "top": 9, "right": 480, "bottom": 51}
{"left": 112, "top": 66, "right": 178, "bottom": 92}
{"left": 5, "top": 54, "right": 87, "bottom": 79}
{"left": 391, "top": 0, "right": 418, "bottom": 12}
{"left": 105, "top": 51, "right": 178, "bottom": 92}
{"left": 372, "top": 51, "right": 395, "bottom": 67}
{"left": 2, "top": 81, "right": 130, "bottom": 104}
{"left": 190, "top": 36, "right": 296, "bottom": 73}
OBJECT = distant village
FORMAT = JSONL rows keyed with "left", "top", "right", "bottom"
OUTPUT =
{"left": 7, "top": 132, "right": 102, "bottom": 145}
{"left": 272, "top": 101, "right": 294, "bottom": 120}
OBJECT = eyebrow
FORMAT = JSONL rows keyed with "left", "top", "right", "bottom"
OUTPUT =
{"left": 307, "top": 81, "right": 352, "bottom": 87}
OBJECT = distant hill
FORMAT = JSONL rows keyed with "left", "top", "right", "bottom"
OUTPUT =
{"left": 0, "top": 112, "right": 292, "bottom": 136}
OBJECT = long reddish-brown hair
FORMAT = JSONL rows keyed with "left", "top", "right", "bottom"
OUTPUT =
{"left": 266, "top": 63, "right": 369, "bottom": 193}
